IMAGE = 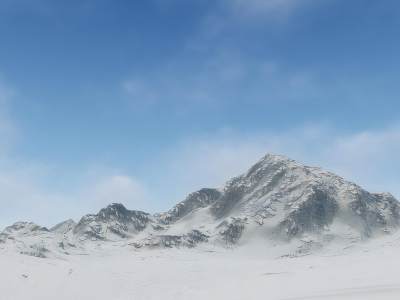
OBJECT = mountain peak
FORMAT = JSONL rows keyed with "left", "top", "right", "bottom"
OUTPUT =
{"left": 4, "top": 222, "right": 49, "bottom": 233}
{"left": 261, "top": 153, "right": 294, "bottom": 162}
{"left": 99, "top": 203, "right": 128, "bottom": 215}
{"left": 245, "top": 153, "right": 299, "bottom": 177}
{"left": 73, "top": 203, "right": 151, "bottom": 240}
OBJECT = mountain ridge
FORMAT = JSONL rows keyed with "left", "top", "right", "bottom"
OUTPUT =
{"left": 1, "top": 153, "right": 399, "bottom": 257}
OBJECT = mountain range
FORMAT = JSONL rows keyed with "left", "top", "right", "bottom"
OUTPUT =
{"left": 1, "top": 153, "right": 399, "bottom": 258}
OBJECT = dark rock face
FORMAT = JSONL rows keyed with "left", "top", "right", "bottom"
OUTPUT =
{"left": 186, "top": 230, "right": 209, "bottom": 246}
{"left": 0, "top": 233, "right": 7, "bottom": 243}
{"left": 348, "top": 192, "right": 400, "bottom": 236}
{"left": 73, "top": 203, "right": 151, "bottom": 240}
{"left": 218, "top": 218, "right": 247, "bottom": 245}
{"left": 20, "top": 244, "right": 49, "bottom": 258}
{"left": 211, "top": 157, "right": 289, "bottom": 218}
{"left": 97, "top": 203, "right": 150, "bottom": 231}
{"left": 211, "top": 179, "right": 247, "bottom": 219}
{"left": 132, "top": 230, "right": 209, "bottom": 249}
{"left": 279, "top": 188, "right": 339, "bottom": 237}
{"left": 158, "top": 188, "right": 222, "bottom": 224}
{"left": 4, "top": 222, "right": 49, "bottom": 233}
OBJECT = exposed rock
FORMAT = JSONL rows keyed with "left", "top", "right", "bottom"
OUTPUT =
{"left": 3, "top": 222, "right": 49, "bottom": 234}
{"left": 132, "top": 230, "right": 209, "bottom": 249}
{"left": 218, "top": 218, "right": 247, "bottom": 244}
{"left": 20, "top": 243, "right": 49, "bottom": 258}
{"left": 73, "top": 203, "right": 151, "bottom": 240}
{"left": 278, "top": 188, "right": 339, "bottom": 238}
{"left": 157, "top": 188, "right": 222, "bottom": 224}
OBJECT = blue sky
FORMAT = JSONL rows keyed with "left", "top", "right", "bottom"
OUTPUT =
{"left": 1, "top": 0, "right": 400, "bottom": 227}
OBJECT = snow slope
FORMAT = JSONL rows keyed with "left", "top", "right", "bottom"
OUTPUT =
{"left": 2, "top": 232, "right": 400, "bottom": 300}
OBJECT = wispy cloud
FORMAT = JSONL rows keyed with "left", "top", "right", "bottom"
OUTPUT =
{"left": 0, "top": 165, "right": 150, "bottom": 229}
{"left": 153, "top": 124, "right": 400, "bottom": 204}
{"left": 219, "top": 0, "right": 312, "bottom": 21}
{"left": 155, "top": 0, "right": 312, "bottom": 22}
{"left": 122, "top": 54, "right": 320, "bottom": 111}
{"left": 0, "top": 0, "right": 103, "bottom": 17}
{"left": 76, "top": 171, "right": 149, "bottom": 214}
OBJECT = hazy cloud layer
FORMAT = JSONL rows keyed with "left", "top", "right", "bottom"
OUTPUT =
{"left": 152, "top": 125, "right": 400, "bottom": 209}
{"left": 123, "top": 0, "right": 329, "bottom": 111}
{"left": 0, "top": 165, "right": 149, "bottom": 229}
{"left": 123, "top": 55, "right": 320, "bottom": 111}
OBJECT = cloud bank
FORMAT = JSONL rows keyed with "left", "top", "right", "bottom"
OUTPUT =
{"left": 152, "top": 125, "right": 400, "bottom": 208}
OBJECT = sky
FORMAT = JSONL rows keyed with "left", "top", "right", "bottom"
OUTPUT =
{"left": 0, "top": 0, "right": 400, "bottom": 228}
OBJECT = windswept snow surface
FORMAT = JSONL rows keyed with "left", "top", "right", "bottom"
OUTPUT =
{"left": 2, "top": 234, "right": 400, "bottom": 300}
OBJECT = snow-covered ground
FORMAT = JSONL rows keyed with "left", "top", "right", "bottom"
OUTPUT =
{"left": 2, "top": 234, "right": 400, "bottom": 300}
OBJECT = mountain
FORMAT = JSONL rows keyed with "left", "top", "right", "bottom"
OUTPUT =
{"left": 154, "top": 154, "right": 399, "bottom": 244}
{"left": 73, "top": 203, "right": 151, "bottom": 240}
{"left": 1, "top": 153, "right": 399, "bottom": 257}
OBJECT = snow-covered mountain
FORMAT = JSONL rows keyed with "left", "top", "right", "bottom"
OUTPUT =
{"left": 1, "top": 154, "right": 399, "bottom": 257}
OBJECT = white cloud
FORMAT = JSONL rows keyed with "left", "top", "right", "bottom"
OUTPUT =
{"left": 154, "top": 125, "right": 400, "bottom": 204}
{"left": 78, "top": 174, "right": 149, "bottom": 214}
{"left": 0, "top": 167, "right": 150, "bottom": 229}
{"left": 323, "top": 127, "right": 400, "bottom": 195}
